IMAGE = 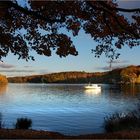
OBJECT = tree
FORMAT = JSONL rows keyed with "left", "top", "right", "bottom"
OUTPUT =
{"left": 120, "top": 66, "right": 140, "bottom": 84}
{"left": 0, "top": 1, "right": 140, "bottom": 61}
{"left": 0, "top": 74, "right": 8, "bottom": 84}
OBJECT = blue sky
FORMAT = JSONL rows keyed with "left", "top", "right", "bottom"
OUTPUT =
{"left": 0, "top": 1, "right": 140, "bottom": 77}
{"left": 1, "top": 30, "right": 140, "bottom": 77}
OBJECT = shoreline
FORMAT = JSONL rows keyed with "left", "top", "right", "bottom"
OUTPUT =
{"left": 0, "top": 129, "right": 140, "bottom": 139}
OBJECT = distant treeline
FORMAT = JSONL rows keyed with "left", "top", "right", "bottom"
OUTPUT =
{"left": 8, "top": 71, "right": 105, "bottom": 83}
{"left": 8, "top": 65, "right": 140, "bottom": 84}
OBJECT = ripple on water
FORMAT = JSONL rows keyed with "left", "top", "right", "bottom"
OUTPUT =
{"left": 0, "top": 83, "right": 140, "bottom": 135}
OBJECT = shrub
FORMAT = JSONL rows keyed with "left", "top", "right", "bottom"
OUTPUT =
{"left": 15, "top": 117, "right": 32, "bottom": 129}
{"left": 0, "top": 113, "right": 2, "bottom": 129}
{"left": 0, "top": 113, "right": 4, "bottom": 129}
{"left": 104, "top": 106, "right": 140, "bottom": 132}
{"left": 0, "top": 74, "right": 8, "bottom": 85}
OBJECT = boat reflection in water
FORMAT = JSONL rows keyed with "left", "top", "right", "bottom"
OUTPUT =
{"left": 85, "top": 88, "right": 101, "bottom": 95}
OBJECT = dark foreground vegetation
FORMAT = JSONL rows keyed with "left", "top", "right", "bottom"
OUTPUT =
{"left": 8, "top": 65, "right": 140, "bottom": 84}
{"left": 14, "top": 118, "right": 32, "bottom": 129}
{"left": 104, "top": 106, "right": 140, "bottom": 132}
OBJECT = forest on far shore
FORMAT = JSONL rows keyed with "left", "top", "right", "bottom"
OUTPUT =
{"left": 7, "top": 65, "right": 140, "bottom": 84}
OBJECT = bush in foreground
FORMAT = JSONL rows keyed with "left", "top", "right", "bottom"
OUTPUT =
{"left": 15, "top": 117, "right": 32, "bottom": 129}
{"left": 104, "top": 106, "right": 140, "bottom": 132}
{"left": 0, "top": 113, "right": 4, "bottom": 129}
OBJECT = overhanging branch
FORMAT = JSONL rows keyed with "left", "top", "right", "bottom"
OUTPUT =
{"left": 8, "top": 1, "right": 66, "bottom": 24}
{"left": 97, "top": 1, "right": 140, "bottom": 13}
{"left": 115, "top": 7, "right": 140, "bottom": 13}
{"left": 87, "top": 1, "right": 140, "bottom": 39}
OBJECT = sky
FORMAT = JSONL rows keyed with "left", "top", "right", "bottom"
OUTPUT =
{"left": 0, "top": 1, "right": 140, "bottom": 77}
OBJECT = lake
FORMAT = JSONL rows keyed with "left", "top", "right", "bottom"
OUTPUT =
{"left": 0, "top": 83, "right": 140, "bottom": 135}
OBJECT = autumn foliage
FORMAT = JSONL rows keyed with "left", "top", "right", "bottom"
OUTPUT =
{"left": 0, "top": 1, "right": 140, "bottom": 60}
{"left": 0, "top": 74, "right": 8, "bottom": 85}
{"left": 8, "top": 66, "right": 140, "bottom": 84}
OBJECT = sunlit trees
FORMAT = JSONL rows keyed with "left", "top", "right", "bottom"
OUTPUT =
{"left": 120, "top": 66, "right": 140, "bottom": 84}
{"left": 8, "top": 72, "right": 93, "bottom": 83}
{"left": 0, "top": 74, "right": 8, "bottom": 84}
{"left": 7, "top": 66, "right": 140, "bottom": 84}
{"left": 0, "top": 1, "right": 140, "bottom": 61}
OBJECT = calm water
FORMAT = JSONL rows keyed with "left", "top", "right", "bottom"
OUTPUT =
{"left": 0, "top": 83, "right": 140, "bottom": 135}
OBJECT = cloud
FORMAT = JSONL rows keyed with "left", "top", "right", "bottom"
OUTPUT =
{"left": 0, "top": 69, "right": 35, "bottom": 73}
{"left": 0, "top": 66, "right": 50, "bottom": 77}
{"left": 106, "top": 60, "right": 129, "bottom": 64}
{"left": 24, "top": 65, "right": 32, "bottom": 68}
{"left": 0, "top": 62, "right": 15, "bottom": 69}
{"left": 118, "top": 1, "right": 140, "bottom": 9}
{"left": 0, "top": 69, "right": 36, "bottom": 77}
{"left": 38, "top": 69, "right": 50, "bottom": 75}
{"left": 96, "top": 65, "right": 128, "bottom": 71}
{"left": 95, "top": 59, "right": 129, "bottom": 71}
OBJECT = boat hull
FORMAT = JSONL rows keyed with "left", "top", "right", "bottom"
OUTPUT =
{"left": 84, "top": 84, "right": 101, "bottom": 90}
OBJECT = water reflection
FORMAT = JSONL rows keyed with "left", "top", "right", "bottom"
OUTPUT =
{"left": 106, "top": 84, "right": 140, "bottom": 97}
{"left": 0, "top": 84, "right": 7, "bottom": 95}
{"left": 0, "top": 83, "right": 140, "bottom": 136}
{"left": 121, "top": 84, "right": 140, "bottom": 96}
{"left": 85, "top": 89, "right": 101, "bottom": 95}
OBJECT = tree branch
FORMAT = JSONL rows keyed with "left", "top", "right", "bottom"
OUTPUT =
{"left": 98, "top": 1, "right": 140, "bottom": 13}
{"left": 8, "top": 1, "right": 66, "bottom": 24}
{"left": 115, "top": 7, "right": 140, "bottom": 13}
{"left": 103, "top": 12, "right": 113, "bottom": 36}
{"left": 87, "top": 1, "right": 140, "bottom": 39}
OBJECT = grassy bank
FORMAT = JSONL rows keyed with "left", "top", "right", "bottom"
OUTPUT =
{"left": 0, "top": 129, "right": 140, "bottom": 139}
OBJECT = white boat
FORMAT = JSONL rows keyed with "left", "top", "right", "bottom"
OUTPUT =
{"left": 84, "top": 84, "right": 101, "bottom": 90}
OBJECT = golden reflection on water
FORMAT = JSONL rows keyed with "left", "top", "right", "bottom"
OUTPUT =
{"left": 0, "top": 84, "right": 8, "bottom": 95}
{"left": 108, "top": 84, "right": 140, "bottom": 98}
{"left": 85, "top": 89, "right": 101, "bottom": 96}
{"left": 121, "top": 84, "right": 140, "bottom": 96}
